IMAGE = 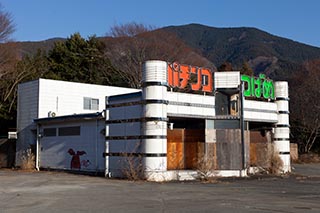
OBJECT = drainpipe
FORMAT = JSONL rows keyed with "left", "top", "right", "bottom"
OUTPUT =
{"left": 240, "top": 81, "right": 246, "bottom": 175}
{"left": 36, "top": 124, "right": 40, "bottom": 171}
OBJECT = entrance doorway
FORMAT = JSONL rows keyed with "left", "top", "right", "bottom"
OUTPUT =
{"left": 167, "top": 118, "right": 205, "bottom": 170}
{"left": 249, "top": 122, "right": 273, "bottom": 167}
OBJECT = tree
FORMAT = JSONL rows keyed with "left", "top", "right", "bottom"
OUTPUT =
{"left": 240, "top": 61, "right": 253, "bottom": 76}
{"left": 105, "top": 22, "right": 214, "bottom": 88}
{"left": 0, "top": 4, "right": 16, "bottom": 79}
{"left": 218, "top": 62, "right": 233, "bottom": 71}
{"left": 0, "top": 5, "right": 17, "bottom": 135}
{"left": 290, "top": 59, "right": 320, "bottom": 153}
{"left": 0, "top": 5, "right": 14, "bottom": 42}
{"left": 48, "top": 33, "right": 118, "bottom": 85}
{"left": 108, "top": 22, "right": 152, "bottom": 37}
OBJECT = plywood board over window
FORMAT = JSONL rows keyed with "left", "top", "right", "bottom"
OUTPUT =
{"left": 167, "top": 129, "right": 205, "bottom": 170}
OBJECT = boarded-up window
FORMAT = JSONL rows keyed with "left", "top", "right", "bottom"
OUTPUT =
{"left": 43, "top": 128, "right": 56, "bottom": 137}
{"left": 58, "top": 126, "right": 80, "bottom": 136}
{"left": 83, "top": 97, "right": 99, "bottom": 110}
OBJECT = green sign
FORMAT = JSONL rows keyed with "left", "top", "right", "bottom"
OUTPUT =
{"left": 241, "top": 74, "right": 274, "bottom": 100}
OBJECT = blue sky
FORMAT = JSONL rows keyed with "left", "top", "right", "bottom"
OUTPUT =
{"left": 2, "top": 0, "right": 320, "bottom": 47}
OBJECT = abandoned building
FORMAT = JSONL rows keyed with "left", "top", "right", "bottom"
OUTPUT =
{"left": 16, "top": 60, "right": 290, "bottom": 181}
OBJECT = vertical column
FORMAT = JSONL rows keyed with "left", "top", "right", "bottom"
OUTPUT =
{"left": 142, "top": 60, "right": 168, "bottom": 174}
{"left": 274, "top": 81, "right": 291, "bottom": 172}
{"left": 105, "top": 97, "right": 110, "bottom": 177}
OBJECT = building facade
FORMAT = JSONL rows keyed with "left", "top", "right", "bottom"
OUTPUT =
{"left": 17, "top": 60, "right": 290, "bottom": 181}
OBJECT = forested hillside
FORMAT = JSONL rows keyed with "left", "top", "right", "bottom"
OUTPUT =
{"left": 18, "top": 24, "right": 320, "bottom": 80}
{"left": 163, "top": 24, "right": 320, "bottom": 79}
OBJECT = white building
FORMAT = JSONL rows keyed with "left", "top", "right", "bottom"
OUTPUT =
{"left": 17, "top": 60, "right": 290, "bottom": 181}
{"left": 16, "top": 79, "right": 138, "bottom": 170}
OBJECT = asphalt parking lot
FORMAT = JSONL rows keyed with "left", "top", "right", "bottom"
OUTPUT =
{"left": 0, "top": 164, "right": 320, "bottom": 213}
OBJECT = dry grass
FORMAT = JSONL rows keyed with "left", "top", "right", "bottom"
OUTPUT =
{"left": 268, "top": 146, "right": 283, "bottom": 175}
{"left": 121, "top": 153, "right": 145, "bottom": 181}
{"left": 250, "top": 143, "right": 284, "bottom": 175}
{"left": 196, "top": 153, "right": 218, "bottom": 182}
{"left": 19, "top": 149, "right": 35, "bottom": 170}
{"left": 262, "top": 143, "right": 283, "bottom": 175}
{"left": 296, "top": 153, "right": 320, "bottom": 164}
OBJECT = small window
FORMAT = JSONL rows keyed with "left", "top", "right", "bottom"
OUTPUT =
{"left": 91, "top": 98, "right": 99, "bottom": 110}
{"left": 43, "top": 128, "right": 56, "bottom": 137}
{"left": 58, "top": 126, "right": 80, "bottom": 136}
{"left": 83, "top": 97, "right": 99, "bottom": 110}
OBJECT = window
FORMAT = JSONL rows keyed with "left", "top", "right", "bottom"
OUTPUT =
{"left": 58, "top": 126, "right": 81, "bottom": 136}
{"left": 43, "top": 128, "right": 56, "bottom": 137}
{"left": 83, "top": 97, "right": 99, "bottom": 110}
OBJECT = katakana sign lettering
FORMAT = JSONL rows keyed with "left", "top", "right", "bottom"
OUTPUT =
{"left": 167, "top": 62, "right": 213, "bottom": 93}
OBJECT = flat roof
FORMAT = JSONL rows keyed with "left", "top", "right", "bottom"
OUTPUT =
{"left": 108, "top": 91, "right": 142, "bottom": 101}
{"left": 34, "top": 112, "right": 104, "bottom": 124}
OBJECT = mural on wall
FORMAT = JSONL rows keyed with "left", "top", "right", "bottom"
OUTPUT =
{"left": 67, "top": 148, "right": 90, "bottom": 169}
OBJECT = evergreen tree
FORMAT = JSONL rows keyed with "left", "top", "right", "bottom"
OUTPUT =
{"left": 240, "top": 62, "right": 254, "bottom": 76}
{"left": 218, "top": 62, "right": 233, "bottom": 71}
{"left": 48, "top": 33, "right": 118, "bottom": 85}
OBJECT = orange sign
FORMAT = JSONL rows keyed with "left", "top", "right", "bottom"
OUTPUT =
{"left": 168, "top": 62, "right": 213, "bottom": 93}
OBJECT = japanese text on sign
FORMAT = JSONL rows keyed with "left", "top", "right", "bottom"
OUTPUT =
{"left": 241, "top": 74, "right": 275, "bottom": 100}
{"left": 167, "top": 62, "right": 213, "bottom": 93}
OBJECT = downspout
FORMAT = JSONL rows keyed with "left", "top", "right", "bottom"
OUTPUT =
{"left": 240, "top": 81, "right": 246, "bottom": 176}
{"left": 36, "top": 124, "right": 40, "bottom": 171}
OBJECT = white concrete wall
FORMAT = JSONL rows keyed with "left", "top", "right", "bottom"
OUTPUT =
{"left": 214, "top": 71, "right": 240, "bottom": 89}
{"left": 38, "top": 78, "right": 138, "bottom": 118}
{"left": 106, "top": 94, "right": 143, "bottom": 177}
{"left": 243, "top": 100, "right": 278, "bottom": 122}
{"left": 167, "top": 92, "right": 215, "bottom": 118}
{"left": 39, "top": 119, "right": 105, "bottom": 172}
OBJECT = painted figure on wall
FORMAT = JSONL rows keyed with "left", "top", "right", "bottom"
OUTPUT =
{"left": 68, "top": 148, "right": 86, "bottom": 169}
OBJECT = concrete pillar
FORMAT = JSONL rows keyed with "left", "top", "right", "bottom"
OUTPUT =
{"left": 141, "top": 60, "right": 168, "bottom": 174}
{"left": 274, "top": 81, "right": 291, "bottom": 172}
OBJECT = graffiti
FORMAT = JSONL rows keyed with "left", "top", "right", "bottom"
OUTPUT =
{"left": 241, "top": 74, "right": 274, "bottom": 100}
{"left": 81, "top": 159, "right": 91, "bottom": 168}
{"left": 67, "top": 148, "right": 86, "bottom": 169}
{"left": 168, "top": 62, "right": 213, "bottom": 93}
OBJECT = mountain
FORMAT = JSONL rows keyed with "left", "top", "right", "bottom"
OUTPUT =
{"left": 15, "top": 24, "right": 320, "bottom": 80}
{"left": 16, "top": 37, "right": 65, "bottom": 57}
{"left": 162, "top": 24, "right": 320, "bottom": 79}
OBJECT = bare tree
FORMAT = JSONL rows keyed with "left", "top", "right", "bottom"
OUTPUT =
{"left": 291, "top": 59, "right": 320, "bottom": 153}
{"left": 0, "top": 4, "right": 16, "bottom": 77}
{"left": 104, "top": 22, "right": 214, "bottom": 88}
{"left": 0, "top": 5, "right": 15, "bottom": 43}
{"left": 0, "top": 4, "right": 17, "bottom": 134}
{"left": 108, "top": 22, "right": 153, "bottom": 37}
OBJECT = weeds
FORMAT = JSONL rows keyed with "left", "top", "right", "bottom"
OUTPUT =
{"left": 296, "top": 152, "right": 320, "bottom": 163}
{"left": 19, "top": 148, "right": 35, "bottom": 170}
{"left": 122, "top": 153, "right": 144, "bottom": 181}
{"left": 120, "top": 142, "right": 145, "bottom": 181}
{"left": 268, "top": 145, "right": 283, "bottom": 174}
{"left": 196, "top": 153, "right": 218, "bottom": 182}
